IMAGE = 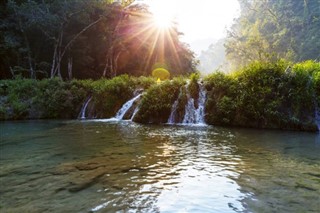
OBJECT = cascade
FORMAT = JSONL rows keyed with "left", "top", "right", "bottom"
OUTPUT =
{"left": 115, "top": 94, "right": 142, "bottom": 120}
{"left": 167, "top": 100, "right": 179, "bottom": 124}
{"left": 309, "top": 75, "right": 320, "bottom": 131}
{"left": 182, "top": 83, "right": 206, "bottom": 124}
{"left": 167, "top": 82, "right": 207, "bottom": 125}
{"left": 79, "top": 96, "right": 92, "bottom": 119}
{"left": 167, "top": 86, "right": 184, "bottom": 124}
{"left": 130, "top": 107, "right": 140, "bottom": 121}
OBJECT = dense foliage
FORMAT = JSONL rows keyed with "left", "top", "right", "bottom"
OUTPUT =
{"left": 225, "top": 0, "right": 320, "bottom": 68}
{"left": 0, "top": 0, "right": 196, "bottom": 79}
{"left": 133, "top": 78, "right": 185, "bottom": 123}
{"left": 1, "top": 61, "right": 319, "bottom": 131}
{"left": 204, "top": 60, "right": 320, "bottom": 131}
{"left": 1, "top": 0, "right": 319, "bottom": 133}
{"left": 0, "top": 75, "right": 155, "bottom": 120}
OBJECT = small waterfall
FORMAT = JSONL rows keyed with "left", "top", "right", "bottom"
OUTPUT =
{"left": 167, "top": 100, "right": 179, "bottom": 124}
{"left": 309, "top": 75, "right": 320, "bottom": 131}
{"left": 115, "top": 94, "right": 142, "bottom": 120}
{"left": 167, "top": 82, "right": 206, "bottom": 125}
{"left": 130, "top": 107, "right": 140, "bottom": 121}
{"left": 79, "top": 96, "right": 92, "bottom": 119}
{"left": 182, "top": 83, "right": 206, "bottom": 125}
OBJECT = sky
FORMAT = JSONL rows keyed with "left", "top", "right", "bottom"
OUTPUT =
{"left": 140, "top": 0, "right": 240, "bottom": 52}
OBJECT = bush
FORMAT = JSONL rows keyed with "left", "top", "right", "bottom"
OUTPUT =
{"left": 91, "top": 75, "right": 136, "bottom": 118}
{"left": 188, "top": 72, "right": 200, "bottom": 101}
{"left": 204, "top": 60, "right": 318, "bottom": 131}
{"left": 0, "top": 75, "right": 156, "bottom": 120}
{"left": 134, "top": 78, "right": 185, "bottom": 123}
{"left": 1, "top": 61, "right": 318, "bottom": 132}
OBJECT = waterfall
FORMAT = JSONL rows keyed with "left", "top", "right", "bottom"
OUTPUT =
{"left": 167, "top": 100, "right": 179, "bottom": 124}
{"left": 79, "top": 96, "right": 92, "bottom": 119}
{"left": 167, "top": 82, "right": 206, "bottom": 125}
{"left": 130, "top": 107, "right": 140, "bottom": 121}
{"left": 309, "top": 75, "right": 320, "bottom": 131}
{"left": 115, "top": 94, "right": 142, "bottom": 120}
{"left": 182, "top": 83, "right": 206, "bottom": 125}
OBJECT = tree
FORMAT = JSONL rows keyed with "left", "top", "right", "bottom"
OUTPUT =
{"left": 225, "top": 0, "right": 320, "bottom": 68}
{"left": 0, "top": 0, "right": 196, "bottom": 79}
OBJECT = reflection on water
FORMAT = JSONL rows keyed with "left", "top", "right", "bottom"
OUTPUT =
{"left": 0, "top": 120, "right": 319, "bottom": 213}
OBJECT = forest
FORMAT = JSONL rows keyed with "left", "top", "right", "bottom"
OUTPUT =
{"left": 1, "top": 0, "right": 319, "bottom": 79}
{"left": 0, "top": 0, "right": 320, "bottom": 131}
{"left": 0, "top": 0, "right": 196, "bottom": 79}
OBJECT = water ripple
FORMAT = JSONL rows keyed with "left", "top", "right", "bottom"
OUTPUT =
{"left": 0, "top": 121, "right": 319, "bottom": 212}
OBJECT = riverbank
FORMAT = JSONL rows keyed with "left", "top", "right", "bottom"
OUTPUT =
{"left": 1, "top": 61, "right": 319, "bottom": 131}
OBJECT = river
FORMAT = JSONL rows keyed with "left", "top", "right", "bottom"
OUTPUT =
{"left": 0, "top": 120, "right": 319, "bottom": 212}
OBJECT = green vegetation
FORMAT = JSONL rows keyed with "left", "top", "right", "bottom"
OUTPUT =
{"left": 0, "top": 0, "right": 196, "bottom": 79}
{"left": 225, "top": 0, "right": 320, "bottom": 69}
{"left": 0, "top": 1, "right": 319, "bottom": 132}
{"left": 0, "top": 75, "right": 155, "bottom": 120}
{"left": 188, "top": 72, "right": 200, "bottom": 102}
{"left": 1, "top": 61, "right": 319, "bottom": 131}
{"left": 204, "top": 60, "right": 320, "bottom": 131}
{"left": 91, "top": 75, "right": 155, "bottom": 118}
{"left": 134, "top": 78, "right": 185, "bottom": 123}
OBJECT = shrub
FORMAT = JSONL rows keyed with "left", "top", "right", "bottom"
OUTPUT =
{"left": 134, "top": 78, "right": 185, "bottom": 123}
{"left": 91, "top": 75, "right": 136, "bottom": 118}
{"left": 204, "top": 60, "right": 318, "bottom": 130}
{"left": 188, "top": 72, "right": 200, "bottom": 101}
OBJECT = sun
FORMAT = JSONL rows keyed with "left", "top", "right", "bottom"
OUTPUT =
{"left": 153, "top": 14, "right": 173, "bottom": 29}
{"left": 148, "top": 0, "right": 176, "bottom": 29}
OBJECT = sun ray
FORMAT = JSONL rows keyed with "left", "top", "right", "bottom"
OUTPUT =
{"left": 116, "top": 5, "right": 182, "bottom": 74}
{"left": 164, "top": 28, "right": 182, "bottom": 71}
{"left": 143, "top": 28, "right": 162, "bottom": 72}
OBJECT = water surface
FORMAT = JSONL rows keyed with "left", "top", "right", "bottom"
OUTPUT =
{"left": 0, "top": 120, "right": 319, "bottom": 212}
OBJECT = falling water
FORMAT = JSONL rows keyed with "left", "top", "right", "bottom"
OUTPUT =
{"left": 182, "top": 83, "right": 206, "bottom": 125}
{"left": 115, "top": 94, "right": 142, "bottom": 120}
{"left": 308, "top": 75, "right": 320, "bottom": 131}
{"left": 167, "top": 82, "right": 206, "bottom": 125}
{"left": 167, "top": 100, "right": 179, "bottom": 124}
{"left": 79, "top": 96, "right": 92, "bottom": 119}
{"left": 130, "top": 107, "right": 140, "bottom": 121}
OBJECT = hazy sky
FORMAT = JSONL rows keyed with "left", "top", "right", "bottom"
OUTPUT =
{"left": 142, "top": 0, "right": 240, "bottom": 43}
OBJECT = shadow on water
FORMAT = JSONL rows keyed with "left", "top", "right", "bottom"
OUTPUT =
{"left": 0, "top": 120, "right": 319, "bottom": 212}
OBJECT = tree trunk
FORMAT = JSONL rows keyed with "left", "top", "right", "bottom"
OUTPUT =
{"left": 68, "top": 57, "right": 73, "bottom": 80}
{"left": 113, "top": 51, "right": 122, "bottom": 77}
{"left": 13, "top": 5, "right": 35, "bottom": 79}
{"left": 23, "top": 33, "right": 36, "bottom": 79}
{"left": 103, "top": 47, "right": 114, "bottom": 77}
{"left": 50, "top": 42, "right": 58, "bottom": 78}
{"left": 51, "top": 17, "right": 103, "bottom": 79}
